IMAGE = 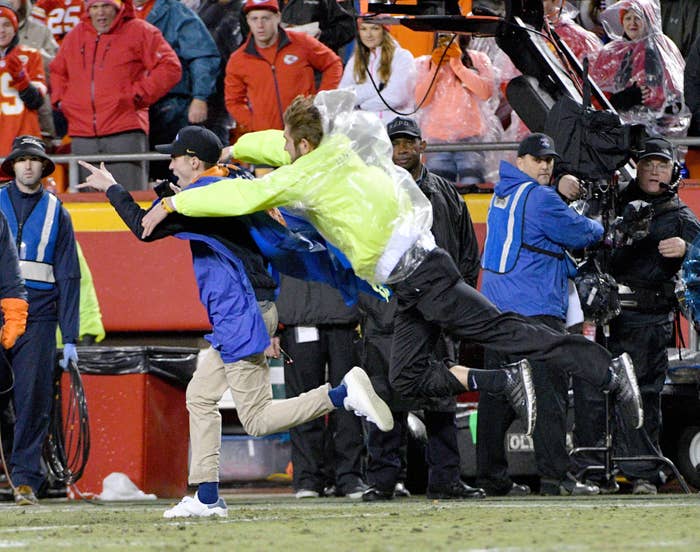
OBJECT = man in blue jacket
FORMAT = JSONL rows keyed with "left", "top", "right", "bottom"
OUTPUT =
{"left": 133, "top": 0, "right": 220, "bottom": 179}
{"left": 0, "top": 135, "right": 80, "bottom": 505}
{"left": 477, "top": 133, "right": 604, "bottom": 496}
{"left": 78, "top": 126, "right": 392, "bottom": 518}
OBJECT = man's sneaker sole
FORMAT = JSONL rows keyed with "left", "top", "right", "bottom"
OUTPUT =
{"left": 343, "top": 366, "right": 394, "bottom": 432}
{"left": 614, "top": 353, "right": 644, "bottom": 429}
{"left": 504, "top": 359, "right": 536, "bottom": 436}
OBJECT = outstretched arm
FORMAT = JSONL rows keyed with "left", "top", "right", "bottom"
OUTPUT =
{"left": 77, "top": 160, "right": 181, "bottom": 241}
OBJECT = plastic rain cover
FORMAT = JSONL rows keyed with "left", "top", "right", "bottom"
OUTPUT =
{"left": 590, "top": 0, "right": 689, "bottom": 137}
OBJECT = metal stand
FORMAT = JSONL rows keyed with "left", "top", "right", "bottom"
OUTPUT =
{"left": 570, "top": 390, "right": 691, "bottom": 493}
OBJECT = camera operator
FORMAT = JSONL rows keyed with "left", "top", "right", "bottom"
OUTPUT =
{"left": 573, "top": 137, "right": 700, "bottom": 494}
{"left": 477, "top": 133, "right": 604, "bottom": 496}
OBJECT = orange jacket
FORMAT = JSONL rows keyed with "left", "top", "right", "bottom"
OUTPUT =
{"left": 49, "top": 0, "right": 181, "bottom": 138}
{"left": 415, "top": 50, "right": 494, "bottom": 142}
{"left": 224, "top": 27, "right": 342, "bottom": 131}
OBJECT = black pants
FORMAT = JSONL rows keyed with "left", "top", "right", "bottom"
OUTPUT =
{"left": 281, "top": 324, "right": 365, "bottom": 494}
{"left": 389, "top": 248, "right": 612, "bottom": 400}
{"left": 476, "top": 316, "right": 571, "bottom": 489}
{"left": 362, "top": 328, "right": 460, "bottom": 492}
{"left": 572, "top": 314, "right": 671, "bottom": 483}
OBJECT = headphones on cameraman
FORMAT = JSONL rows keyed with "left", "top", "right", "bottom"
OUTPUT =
{"left": 635, "top": 137, "right": 682, "bottom": 194}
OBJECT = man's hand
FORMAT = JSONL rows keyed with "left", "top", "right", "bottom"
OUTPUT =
{"left": 76, "top": 160, "right": 118, "bottom": 192}
{"left": 141, "top": 200, "right": 170, "bottom": 238}
{"left": 265, "top": 336, "right": 281, "bottom": 359}
{"left": 59, "top": 343, "right": 78, "bottom": 369}
{"left": 219, "top": 145, "right": 234, "bottom": 163}
{"left": 658, "top": 237, "right": 686, "bottom": 258}
{"left": 557, "top": 174, "right": 582, "bottom": 201}
{"left": 188, "top": 99, "right": 208, "bottom": 124}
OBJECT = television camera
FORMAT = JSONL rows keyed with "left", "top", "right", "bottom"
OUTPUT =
{"left": 365, "top": 0, "right": 654, "bottom": 324}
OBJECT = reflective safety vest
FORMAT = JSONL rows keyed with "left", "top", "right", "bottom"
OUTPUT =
{"left": 0, "top": 188, "right": 60, "bottom": 290}
{"left": 482, "top": 181, "right": 538, "bottom": 274}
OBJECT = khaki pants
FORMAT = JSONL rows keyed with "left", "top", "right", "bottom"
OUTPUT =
{"left": 186, "top": 301, "right": 335, "bottom": 484}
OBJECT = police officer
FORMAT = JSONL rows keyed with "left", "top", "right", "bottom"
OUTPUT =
{"left": 0, "top": 135, "right": 80, "bottom": 505}
{"left": 574, "top": 137, "right": 700, "bottom": 494}
{"left": 361, "top": 117, "right": 485, "bottom": 501}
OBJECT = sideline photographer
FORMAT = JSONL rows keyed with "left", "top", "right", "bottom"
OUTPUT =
{"left": 573, "top": 137, "right": 700, "bottom": 494}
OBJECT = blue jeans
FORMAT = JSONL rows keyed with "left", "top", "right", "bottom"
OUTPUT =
{"left": 424, "top": 148, "right": 485, "bottom": 186}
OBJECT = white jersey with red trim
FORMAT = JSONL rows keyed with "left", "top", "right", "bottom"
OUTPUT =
{"left": 0, "top": 46, "right": 46, "bottom": 156}
{"left": 31, "top": 0, "right": 84, "bottom": 43}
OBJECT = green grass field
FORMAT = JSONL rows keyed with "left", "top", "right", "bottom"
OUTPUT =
{"left": 1, "top": 493, "right": 699, "bottom": 551}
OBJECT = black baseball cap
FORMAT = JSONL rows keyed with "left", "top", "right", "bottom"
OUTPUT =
{"left": 386, "top": 117, "right": 422, "bottom": 140}
{"left": 155, "top": 126, "right": 223, "bottom": 164}
{"left": 517, "top": 133, "right": 560, "bottom": 159}
{"left": 637, "top": 137, "right": 674, "bottom": 162}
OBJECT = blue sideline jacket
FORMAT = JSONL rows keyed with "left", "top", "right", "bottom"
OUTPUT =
{"left": 0, "top": 184, "right": 79, "bottom": 341}
{"left": 481, "top": 161, "right": 604, "bottom": 319}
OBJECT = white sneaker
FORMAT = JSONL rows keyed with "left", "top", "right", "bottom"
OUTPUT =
{"left": 295, "top": 489, "right": 320, "bottom": 499}
{"left": 163, "top": 493, "right": 228, "bottom": 518}
{"left": 343, "top": 366, "right": 394, "bottom": 432}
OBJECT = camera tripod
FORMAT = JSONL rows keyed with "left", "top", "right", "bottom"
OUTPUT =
{"left": 569, "top": 389, "right": 691, "bottom": 494}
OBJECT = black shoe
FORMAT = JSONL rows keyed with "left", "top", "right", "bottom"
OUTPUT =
{"left": 502, "top": 359, "right": 536, "bottom": 436}
{"left": 608, "top": 353, "right": 644, "bottom": 429}
{"left": 427, "top": 481, "right": 486, "bottom": 500}
{"left": 586, "top": 478, "right": 619, "bottom": 495}
{"left": 479, "top": 481, "right": 530, "bottom": 497}
{"left": 505, "top": 482, "right": 531, "bottom": 496}
{"left": 394, "top": 481, "right": 411, "bottom": 498}
{"left": 540, "top": 473, "right": 600, "bottom": 496}
{"left": 362, "top": 486, "right": 394, "bottom": 502}
{"left": 341, "top": 483, "right": 369, "bottom": 499}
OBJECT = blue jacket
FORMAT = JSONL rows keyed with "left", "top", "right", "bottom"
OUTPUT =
{"left": 481, "top": 161, "right": 604, "bottom": 319}
{"left": 107, "top": 170, "right": 381, "bottom": 363}
{"left": 146, "top": 0, "right": 220, "bottom": 100}
{"left": 0, "top": 184, "right": 79, "bottom": 342}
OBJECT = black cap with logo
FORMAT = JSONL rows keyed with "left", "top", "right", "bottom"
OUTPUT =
{"left": 517, "top": 133, "right": 560, "bottom": 159}
{"left": 155, "top": 126, "right": 223, "bottom": 164}
{"left": 386, "top": 117, "right": 422, "bottom": 140}
{"left": 636, "top": 137, "right": 674, "bottom": 162}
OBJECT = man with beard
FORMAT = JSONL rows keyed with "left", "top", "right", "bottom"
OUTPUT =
{"left": 0, "top": 135, "right": 79, "bottom": 505}
{"left": 478, "top": 133, "right": 603, "bottom": 496}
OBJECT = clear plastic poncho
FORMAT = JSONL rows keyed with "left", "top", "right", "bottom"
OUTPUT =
{"left": 591, "top": 0, "right": 689, "bottom": 137}
{"left": 310, "top": 89, "right": 436, "bottom": 284}
{"left": 546, "top": 1, "right": 603, "bottom": 65}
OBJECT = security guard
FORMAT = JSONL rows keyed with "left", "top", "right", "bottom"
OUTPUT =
{"left": 0, "top": 135, "right": 79, "bottom": 505}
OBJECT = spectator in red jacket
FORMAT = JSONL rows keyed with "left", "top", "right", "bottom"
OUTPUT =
{"left": 543, "top": 0, "right": 602, "bottom": 65}
{"left": 0, "top": 3, "right": 47, "bottom": 157}
{"left": 49, "top": 0, "right": 181, "bottom": 190}
{"left": 224, "top": 0, "right": 342, "bottom": 135}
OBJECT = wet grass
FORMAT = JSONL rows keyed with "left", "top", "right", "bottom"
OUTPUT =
{"left": 0, "top": 493, "right": 699, "bottom": 551}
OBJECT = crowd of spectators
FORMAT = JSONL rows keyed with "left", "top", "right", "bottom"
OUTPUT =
{"left": 1, "top": 0, "right": 699, "bottom": 187}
